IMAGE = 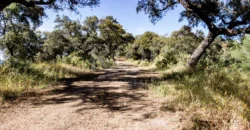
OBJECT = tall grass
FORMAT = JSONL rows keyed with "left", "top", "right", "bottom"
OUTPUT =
{"left": 0, "top": 54, "right": 117, "bottom": 101}
{"left": 150, "top": 65, "right": 250, "bottom": 129}
{"left": 0, "top": 60, "right": 88, "bottom": 101}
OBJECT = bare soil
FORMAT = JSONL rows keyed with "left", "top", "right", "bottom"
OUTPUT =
{"left": 0, "top": 61, "right": 190, "bottom": 130}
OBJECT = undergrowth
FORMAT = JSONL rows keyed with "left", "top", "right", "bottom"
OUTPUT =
{"left": 150, "top": 65, "right": 250, "bottom": 129}
{"left": 0, "top": 59, "right": 88, "bottom": 101}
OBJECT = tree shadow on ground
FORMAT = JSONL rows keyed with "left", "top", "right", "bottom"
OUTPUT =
{"left": 30, "top": 65, "right": 161, "bottom": 113}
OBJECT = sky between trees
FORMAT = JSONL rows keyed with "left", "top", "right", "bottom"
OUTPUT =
{"left": 38, "top": 0, "right": 208, "bottom": 36}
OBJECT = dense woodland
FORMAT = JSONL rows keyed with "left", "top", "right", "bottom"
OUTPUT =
{"left": 1, "top": 0, "right": 250, "bottom": 129}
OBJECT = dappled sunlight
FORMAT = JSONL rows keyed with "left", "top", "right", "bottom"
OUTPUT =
{"left": 1, "top": 61, "right": 180, "bottom": 130}
{"left": 31, "top": 61, "right": 161, "bottom": 112}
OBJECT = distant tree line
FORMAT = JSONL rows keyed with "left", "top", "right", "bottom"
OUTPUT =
{"left": 1, "top": 1, "right": 250, "bottom": 69}
{"left": 0, "top": 3, "right": 134, "bottom": 66}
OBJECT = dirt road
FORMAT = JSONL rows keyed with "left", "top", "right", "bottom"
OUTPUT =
{"left": 0, "top": 61, "right": 186, "bottom": 130}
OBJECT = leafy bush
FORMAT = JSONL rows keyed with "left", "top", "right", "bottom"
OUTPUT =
{"left": 57, "top": 54, "right": 90, "bottom": 69}
{"left": 125, "top": 32, "right": 163, "bottom": 61}
{"left": 155, "top": 47, "right": 179, "bottom": 69}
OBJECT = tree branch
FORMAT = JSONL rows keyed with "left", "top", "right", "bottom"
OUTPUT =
{"left": 227, "top": 20, "right": 247, "bottom": 29}
{"left": 218, "top": 26, "right": 250, "bottom": 36}
{"left": 0, "top": 0, "right": 55, "bottom": 11}
{"left": 178, "top": 0, "right": 217, "bottom": 32}
{"left": 157, "top": 1, "right": 178, "bottom": 12}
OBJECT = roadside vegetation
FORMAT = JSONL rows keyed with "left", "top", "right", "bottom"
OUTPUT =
{"left": 124, "top": 26, "right": 250, "bottom": 129}
{"left": 0, "top": 59, "right": 88, "bottom": 101}
{"left": 0, "top": 3, "right": 133, "bottom": 101}
{"left": 1, "top": 0, "right": 250, "bottom": 129}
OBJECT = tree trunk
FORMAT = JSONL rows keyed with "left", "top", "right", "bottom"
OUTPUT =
{"left": 6, "top": 43, "right": 14, "bottom": 56}
{"left": 112, "top": 53, "right": 115, "bottom": 60}
{"left": 188, "top": 32, "right": 217, "bottom": 68}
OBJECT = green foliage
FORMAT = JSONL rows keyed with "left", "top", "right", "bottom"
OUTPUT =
{"left": 99, "top": 16, "right": 134, "bottom": 59}
{"left": 40, "top": 29, "right": 70, "bottom": 61}
{"left": 155, "top": 47, "right": 178, "bottom": 69}
{"left": 137, "top": 0, "right": 250, "bottom": 39}
{"left": 230, "top": 35, "right": 250, "bottom": 70}
{"left": 137, "top": 0, "right": 250, "bottom": 67}
{"left": 196, "top": 37, "right": 234, "bottom": 68}
{"left": 0, "top": 11, "right": 134, "bottom": 65}
{"left": 0, "top": 3, "right": 45, "bottom": 60}
{"left": 0, "top": 14, "right": 132, "bottom": 101}
{"left": 131, "top": 26, "right": 237, "bottom": 70}
{"left": 0, "top": 0, "right": 100, "bottom": 12}
{"left": 36, "top": 15, "right": 133, "bottom": 67}
{"left": 126, "top": 31, "right": 161, "bottom": 61}
{"left": 56, "top": 54, "right": 91, "bottom": 69}
{"left": 126, "top": 26, "right": 204, "bottom": 69}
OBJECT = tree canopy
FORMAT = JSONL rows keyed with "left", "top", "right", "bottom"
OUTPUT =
{"left": 2, "top": 0, "right": 250, "bottom": 68}
{"left": 137, "top": 0, "right": 250, "bottom": 67}
{"left": 0, "top": 3, "right": 43, "bottom": 60}
{"left": 0, "top": 0, "right": 100, "bottom": 40}
{"left": 0, "top": 0, "right": 100, "bottom": 11}
{"left": 99, "top": 16, "right": 134, "bottom": 60}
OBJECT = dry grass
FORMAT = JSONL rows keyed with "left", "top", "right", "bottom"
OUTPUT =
{"left": 149, "top": 65, "right": 250, "bottom": 129}
{"left": 0, "top": 62, "right": 88, "bottom": 101}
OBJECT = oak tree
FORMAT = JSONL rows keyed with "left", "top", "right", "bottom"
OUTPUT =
{"left": 0, "top": 3, "right": 43, "bottom": 60}
{"left": 137, "top": 0, "right": 250, "bottom": 67}
{"left": 134, "top": 31, "right": 159, "bottom": 61}
{"left": 99, "top": 16, "right": 134, "bottom": 60}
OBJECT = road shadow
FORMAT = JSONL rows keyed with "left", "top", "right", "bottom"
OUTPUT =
{"left": 30, "top": 63, "right": 161, "bottom": 112}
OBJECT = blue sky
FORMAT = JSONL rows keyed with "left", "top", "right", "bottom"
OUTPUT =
{"left": 38, "top": 0, "right": 208, "bottom": 36}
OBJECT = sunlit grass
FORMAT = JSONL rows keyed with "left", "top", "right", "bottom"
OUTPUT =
{"left": 0, "top": 62, "right": 88, "bottom": 101}
{"left": 149, "top": 65, "right": 250, "bottom": 129}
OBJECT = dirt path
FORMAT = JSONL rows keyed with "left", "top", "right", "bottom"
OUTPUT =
{"left": 0, "top": 61, "right": 186, "bottom": 130}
